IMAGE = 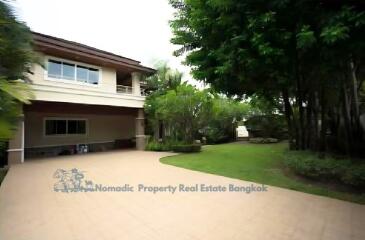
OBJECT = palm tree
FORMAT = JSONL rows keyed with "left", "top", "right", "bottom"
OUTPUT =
{"left": 144, "top": 62, "right": 185, "bottom": 140}
{"left": 145, "top": 61, "right": 184, "bottom": 94}
{"left": 0, "top": 1, "right": 35, "bottom": 139}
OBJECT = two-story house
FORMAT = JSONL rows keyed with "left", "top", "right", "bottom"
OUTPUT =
{"left": 7, "top": 32, "right": 155, "bottom": 165}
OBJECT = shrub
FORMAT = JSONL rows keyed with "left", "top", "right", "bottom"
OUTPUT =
{"left": 284, "top": 152, "right": 348, "bottom": 179}
{"left": 145, "top": 138, "right": 183, "bottom": 152}
{"left": 172, "top": 144, "right": 201, "bottom": 153}
{"left": 341, "top": 165, "right": 365, "bottom": 188}
{"left": 249, "top": 137, "right": 279, "bottom": 144}
{"left": 203, "top": 127, "right": 231, "bottom": 144}
{"left": 145, "top": 140, "right": 170, "bottom": 151}
{"left": 284, "top": 150, "right": 365, "bottom": 188}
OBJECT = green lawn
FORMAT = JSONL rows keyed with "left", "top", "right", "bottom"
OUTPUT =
{"left": 0, "top": 168, "right": 7, "bottom": 186}
{"left": 160, "top": 143, "right": 365, "bottom": 204}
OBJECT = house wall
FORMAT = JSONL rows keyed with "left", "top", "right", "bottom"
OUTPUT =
{"left": 24, "top": 111, "right": 135, "bottom": 149}
{"left": 28, "top": 53, "right": 145, "bottom": 108}
{"left": 30, "top": 53, "right": 118, "bottom": 94}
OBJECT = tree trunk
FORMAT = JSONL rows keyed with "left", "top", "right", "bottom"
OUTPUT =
{"left": 349, "top": 58, "right": 363, "bottom": 155}
{"left": 342, "top": 83, "right": 352, "bottom": 156}
{"left": 349, "top": 58, "right": 360, "bottom": 122}
{"left": 282, "top": 89, "right": 295, "bottom": 150}
{"left": 312, "top": 91, "right": 320, "bottom": 151}
{"left": 319, "top": 87, "right": 327, "bottom": 157}
{"left": 306, "top": 92, "right": 314, "bottom": 150}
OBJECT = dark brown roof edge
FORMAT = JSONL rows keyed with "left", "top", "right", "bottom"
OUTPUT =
{"left": 31, "top": 31, "right": 156, "bottom": 74}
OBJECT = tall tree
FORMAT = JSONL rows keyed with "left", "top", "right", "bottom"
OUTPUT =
{"left": 144, "top": 62, "right": 185, "bottom": 139}
{"left": 169, "top": 0, "right": 365, "bottom": 156}
{"left": 146, "top": 84, "right": 212, "bottom": 143}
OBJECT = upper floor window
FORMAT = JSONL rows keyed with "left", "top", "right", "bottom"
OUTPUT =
{"left": 47, "top": 59, "right": 100, "bottom": 85}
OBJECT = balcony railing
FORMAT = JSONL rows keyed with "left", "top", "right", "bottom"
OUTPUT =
{"left": 117, "top": 85, "right": 133, "bottom": 94}
{"left": 116, "top": 85, "right": 147, "bottom": 96}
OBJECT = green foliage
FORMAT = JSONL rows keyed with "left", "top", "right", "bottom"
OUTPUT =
{"left": 0, "top": 80, "right": 33, "bottom": 104}
{"left": 249, "top": 138, "right": 279, "bottom": 144}
{"left": 145, "top": 61, "right": 184, "bottom": 95}
{"left": 249, "top": 95, "right": 281, "bottom": 115}
{"left": 342, "top": 165, "right": 365, "bottom": 188}
{"left": 146, "top": 84, "right": 213, "bottom": 143}
{"left": 169, "top": 0, "right": 365, "bottom": 156}
{"left": 145, "top": 140, "right": 170, "bottom": 152}
{"left": 146, "top": 78, "right": 256, "bottom": 144}
{"left": 145, "top": 63, "right": 258, "bottom": 144}
{"left": 172, "top": 144, "right": 201, "bottom": 153}
{"left": 320, "top": 24, "right": 349, "bottom": 44}
{"left": 145, "top": 138, "right": 182, "bottom": 152}
{"left": 144, "top": 63, "right": 186, "bottom": 136}
{"left": 0, "top": 2, "right": 35, "bottom": 139}
{"left": 245, "top": 115, "right": 287, "bottom": 139}
{"left": 296, "top": 25, "right": 316, "bottom": 49}
{"left": 203, "top": 97, "right": 251, "bottom": 143}
{"left": 0, "top": 2, "right": 34, "bottom": 81}
{"left": 284, "top": 151, "right": 365, "bottom": 188}
{"left": 0, "top": 90, "right": 22, "bottom": 138}
{"left": 203, "top": 127, "right": 229, "bottom": 144}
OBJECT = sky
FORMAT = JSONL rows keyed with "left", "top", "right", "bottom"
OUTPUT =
{"left": 11, "top": 0, "right": 200, "bottom": 86}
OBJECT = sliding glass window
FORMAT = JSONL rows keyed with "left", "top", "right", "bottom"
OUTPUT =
{"left": 47, "top": 59, "right": 99, "bottom": 85}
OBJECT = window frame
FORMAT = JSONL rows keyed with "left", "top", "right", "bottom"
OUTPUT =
{"left": 44, "top": 56, "right": 102, "bottom": 87}
{"left": 43, "top": 118, "right": 89, "bottom": 137}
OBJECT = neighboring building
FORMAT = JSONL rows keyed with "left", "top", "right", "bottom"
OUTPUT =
{"left": 7, "top": 32, "right": 155, "bottom": 165}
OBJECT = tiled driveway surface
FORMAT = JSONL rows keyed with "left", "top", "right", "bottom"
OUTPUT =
{"left": 0, "top": 150, "right": 364, "bottom": 240}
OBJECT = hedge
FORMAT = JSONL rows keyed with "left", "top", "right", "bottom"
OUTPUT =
{"left": 172, "top": 144, "right": 201, "bottom": 153}
{"left": 249, "top": 138, "right": 279, "bottom": 144}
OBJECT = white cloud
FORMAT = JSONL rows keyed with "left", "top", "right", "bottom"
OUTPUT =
{"left": 12, "top": 0, "right": 202, "bottom": 87}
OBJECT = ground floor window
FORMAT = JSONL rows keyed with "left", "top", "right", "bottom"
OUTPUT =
{"left": 45, "top": 119, "right": 87, "bottom": 136}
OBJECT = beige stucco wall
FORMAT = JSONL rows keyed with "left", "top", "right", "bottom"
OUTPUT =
{"left": 28, "top": 53, "right": 145, "bottom": 108}
{"left": 24, "top": 111, "right": 135, "bottom": 148}
{"left": 30, "top": 53, "right": 117, "bottom": 94}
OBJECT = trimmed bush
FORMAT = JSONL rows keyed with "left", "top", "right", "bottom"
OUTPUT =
{"left": 172, "top": 144, "right": 201, "bottom": 153}
{"left": 145, "top": 138, "right": 183, "bottom": 152}
{"left": 145, "top": 141, "right": 170, "bottom": 151}
{"left": 249, "top": 137, "right": 279, "bottom": 144}
{"left": 284, "top": 150, "right": 365, "bottom": 188}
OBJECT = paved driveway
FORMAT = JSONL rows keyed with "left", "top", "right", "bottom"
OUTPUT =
{"left": 0, "top": 150, "right": 364, "bottom": 240}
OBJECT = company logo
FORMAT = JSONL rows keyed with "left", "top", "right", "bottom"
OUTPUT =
{"left": 53, "top": 168, "right": 94, "bottom": 192}
{"left": 53, "top": 168, "right": 268, "bottom": 194}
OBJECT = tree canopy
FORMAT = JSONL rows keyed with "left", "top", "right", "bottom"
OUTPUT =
{"left": 144, "top": 63, "right": 254, "bottom": 144}
{"left": 170, "top": 0, "right": 365, "bottom": 156}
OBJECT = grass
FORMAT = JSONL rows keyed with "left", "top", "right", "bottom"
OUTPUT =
{"left": 0, "top": 168, "right": 7, "bottom": 186}
{"left": 160, "top": 142, "right": 365, "bottom": 204}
